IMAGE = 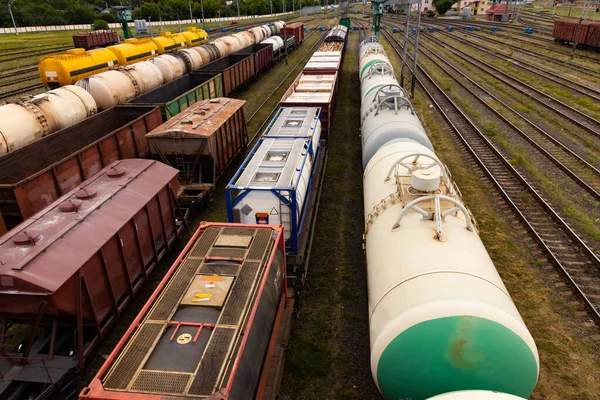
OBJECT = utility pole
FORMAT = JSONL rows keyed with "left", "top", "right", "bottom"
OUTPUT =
{"left": 400, "top": 2, "right": 410, "bottom": 87}
{"left": 237, "top": 0, "right": 240, "bottom": 17}
{"left": 149, "top": 16, "right": 153, "bottom": 37}
{"left": 189, "top": 0, "right": 193, "bottom": 22}
{"left": 270, "top": 0, "right": 273, "bottom": 14}
{"left": 200, "top": 0, "right": 206, "bottom": 29}
{"left": 571, "top": 17, "right": 583, "bottom": 56}
{"left": 217, "top": 10, "right": 221, "bottom": 27}
{"left": 411, "top": 0, "right": 422, "bottom": 98}
{"left": 8, "top": 0, "right": 18, "bottom": 36}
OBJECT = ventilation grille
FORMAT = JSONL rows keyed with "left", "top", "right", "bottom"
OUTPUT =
{"left": 219, "top": 261, "right": 261, "bottom": 326}
{"left": 199, "top": 263, "right": 240, "bottom": 276}
{"left": 221, "top": 227, "right": 256, "bottom": 236}
{"left": 147, "top": 258, "right": 202, "bottom": 321}
{"left": 190, "top": 226, "right": 221, "bottom": 257}
{"left": 103, "top": 323, "right": 165, "bottom": 390}
{"left": 130, "top": 370, "right": 191, "bottom": 394}
{"left": 246, "top": 229, "right": 272, "bottom": 260}
{"left": 187, "top": 327, "right": 237, "bottom": 395}
{"left": 208, "top": 247, "right": 247, "bottom": 259}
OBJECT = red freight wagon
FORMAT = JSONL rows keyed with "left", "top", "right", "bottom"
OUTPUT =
{"left": 73, "top": 30, "right": 119, "bottom": 50}
{"left": 0, "top": 159, "right": 184, "bottom": 399}
{"left": 146, "top": 98, "right": 248, "bottom": 204}
{"left": 552, "top": 18, "right": 600, "bottom": 49}
{"left": 0, "top": 106, "right": 162, "bottom": 235}
{"left": 80, "top": 223, "right": 295, "bottom": 400}
{"left": 282, "top": 22, "right": 305, "bottom": 46}
{"left": 195, "top": 53, "right": 255, "bottom": 95}
{"left": 280, "top": 72, "right": 338, "bottom": 139}
{"left": 234, "top": 43, "right": 274, "bottom": 75}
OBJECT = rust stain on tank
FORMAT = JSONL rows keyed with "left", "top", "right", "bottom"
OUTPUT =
{"left": 448, "top": 316, "right": 485, "bottom": 370}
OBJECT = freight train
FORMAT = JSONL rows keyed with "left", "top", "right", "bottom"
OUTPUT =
{"left": 39, "top": 22, "right": 285, "bottom": 88}
{"left": 552, "top": 18, "right": 600, "bottom": 50}
{"left": 0, "top": 26, "right": 344, "bottom": 400}
{"left": 0, "top": 22, "right": 295, "bottom": 160}
{"left": 359, "top": 35, "right": 539, "bottom": 400}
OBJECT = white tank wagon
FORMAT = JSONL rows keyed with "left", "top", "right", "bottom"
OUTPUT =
{"left": 427, "top": 391, "right": 527, "bottom": 400}
{"left": 148, "top": 53, "right": 186, "bottom": 83}
{"left": 359, "top": 37, "right": 539, "bottom": 400}
{"left": 226, "top": 107, "right": 322, "bottom": 255}
{"left": 264, "top": 107, "right": 322, "bottom": 155}
{"left": 76, "top": 61, "right": 164, "bottom": 110}
{"left": 0, "top": 85, "right": 96, "bottom": 155}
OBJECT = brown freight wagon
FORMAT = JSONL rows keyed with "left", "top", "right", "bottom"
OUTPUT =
{"left": 0, "top": 159, "right": 184, "bottom": 399}
{"left": 146, "top": 98, "right": 248, "bottom": 205}
{"left": 0, "top": 106, "right": 162, "bottom": 235}
{"left": 279, "top": 72, "right": 338, "bottom": 140}
{"left": 73, "top": 30, "right": 119, "bottom": 50}
{"left": 283, "top": 22, "right": 305, "bottom": 46}
{"left": 552, "top": 18, "right": 600, "bottom": 49}
{"left": 233, "top": 43, "right": 274, "bottom": 75}
{"left": 195, "top": 53, "right": 255, "bottom": 95}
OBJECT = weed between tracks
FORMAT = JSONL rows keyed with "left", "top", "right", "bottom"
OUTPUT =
{"left": 381, "top": 35, "right": 600, "bottom": 400}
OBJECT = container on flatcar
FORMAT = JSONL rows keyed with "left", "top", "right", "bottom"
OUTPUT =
{"left": 72, "top": 30, "right": 119, "bottom": 50}
{"left": 226, "top": 107, "right": 323, "bottom": 269}
{"left": 0, "top": 106, "right": 162, "bottom": 234}
{"left": 80, "top": 223, "right": 291, "bottom": 400}
{"left": 280, "top": 72, "right": 337, "bottom": 139}
{"left": 127, "top": 72, "right": 223, "bottom": 120}
{"left": 0, "top": 159, "right": 183, "bottom": 396}
{"left": 39, "top": 48, "right": 118, "bottom": 88}
{"left": 196, "top": 53, "right": 255, "bottom": 95}
{"left": 233, "top": 43, "right": 274, "bottom": 75}
{"left": 145, "top": 98, "right": 248, "bottom": 204}
{"left": 107, "top": 38, "right": 159, "bottom": 65}
{"left": 303, "top": 51, "right": 342, "bottom": 73}
{"left": 282, "top": 22, "right": 305, "bottom": 46}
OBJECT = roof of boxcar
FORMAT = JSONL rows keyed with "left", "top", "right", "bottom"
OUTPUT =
{"left": 0, "top": 159, "right": 178, "bottom": 293}
{"left": 146, "top": 97, "right": 245, "bottom": 139}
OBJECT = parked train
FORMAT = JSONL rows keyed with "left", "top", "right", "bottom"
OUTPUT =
{"left": 552, "top": 18, "right": 600, "bottom": 50}
{"left": 359, "top": 35, "right": 539, "bottom": 400}
{"left": 0, "top": 25, "right": 342, "bottom": 400}
{"left": 0, "top": 23, "right": 292, "bottom": 158}
{"left": 39, "top": 22, "right": 285, "bottom": 88}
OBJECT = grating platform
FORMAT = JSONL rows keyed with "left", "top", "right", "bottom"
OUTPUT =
{"left": 101, "top": 225, "right": 277, "bottom": 397}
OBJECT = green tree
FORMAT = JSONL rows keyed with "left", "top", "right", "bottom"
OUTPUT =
{"left": 432, "top": 0, "right": 453, "bottom": 15}
{"left": 139, "top": 2, "right": 161, "bottom": 20}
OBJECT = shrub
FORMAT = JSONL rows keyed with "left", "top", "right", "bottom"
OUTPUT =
{"left": 92, "top": 19, "right": 109, "bottom": 30}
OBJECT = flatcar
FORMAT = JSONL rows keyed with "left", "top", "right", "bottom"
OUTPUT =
{"left": 80, "top": 223, "right": 294, "bottom": 400}
{"left": 359, "top": 35, "right": 539, "bottom": 400}
{"left": 0, "top": 159, "right": 185, "bottom": 399}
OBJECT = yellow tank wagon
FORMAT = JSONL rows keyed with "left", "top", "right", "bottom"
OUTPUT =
{"left": 38, "top": 48, "right": 118, "bottom": 88}
{"left": 151, "top": 32, "right": 187, "bottom": 54}
{"left": 181, "top": 27, "right": 209, "bottom": 46}
{"left": 107, "top": 38, "right": 159, "bottom": 65}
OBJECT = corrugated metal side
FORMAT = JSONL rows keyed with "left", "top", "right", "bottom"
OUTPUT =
{"left": 0, "top": 106, "right": 162, "bottom": 235}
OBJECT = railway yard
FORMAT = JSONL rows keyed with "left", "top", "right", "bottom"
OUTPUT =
{"left": 0, "top": 4, "right": 600, "bottom": 400}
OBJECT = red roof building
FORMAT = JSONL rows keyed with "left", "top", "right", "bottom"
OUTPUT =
{"left": 485, "top": 4, "right": 515, "bottom": 21}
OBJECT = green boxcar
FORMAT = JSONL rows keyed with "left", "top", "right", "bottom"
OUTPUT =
{"left": 128, "top": 72, "right": 224, "bottom": 120}
{"left": 339, "top": 17, "right": 351, "bottom": 29}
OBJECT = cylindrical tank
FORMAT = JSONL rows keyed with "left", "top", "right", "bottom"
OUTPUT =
{"left": 76, "top": 61, "right": 163, "bottom": 110}
{"left": 174, "top": 48, "right": 203, "bottom": 72}
{"left": 107, "top": 38, "right": 159, "bottom": 65}
{"left": 427, "top": 391, "right": 527, "bottom": 400}
{"left": 261, "top": 37, "right": 282, "bottom": 54}
{"left": 360, "top": 64, "right": 397, "bottom": 101}
{"left": 359, "top": 47, "right": 392, "bottom": 81}
{"left": 151, "top": 32, "right": 186, "bottom": 54}
{"left": 148, "top": 54, "right": 185, "bottom": 83}
{"left": 214, "top": 36, "right": 238, "bottom": 55}
{"left": 363, "top": 141, "right": 539, "bottom": 400}
{"left": 38, "top": 48, "right": 118, "bottom": 88}
{"left": 248, "top": 27, "right": 264, "bottom": 42}
{"left": 191, "top": 45, "right": 215, "bottom": 65}
{"left": 0, "top": 85, "right": 97, "bottom": 155}
{"left": 181, "top": 27, "right": 208, "bottom": 46}
{"left": 212, "top": 40, "right": 229, "bottom": 58}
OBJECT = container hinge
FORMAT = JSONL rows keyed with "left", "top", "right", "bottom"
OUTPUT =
{"left": 391, "top": 195, "right": 474, "bottom": 241}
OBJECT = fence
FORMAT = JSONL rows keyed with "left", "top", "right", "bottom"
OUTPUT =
{"left": 0, "top": 12, "right": 296, "bottom": 35}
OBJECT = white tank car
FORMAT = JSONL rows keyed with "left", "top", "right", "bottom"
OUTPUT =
{"left": 427, "top": 391, "right": 527, "bottom": 400}
{"left": 148, "top": 54, "right": 186, "bottom": 83}
{"left": 360, "top": 38, "right": 539, "bottom": 400}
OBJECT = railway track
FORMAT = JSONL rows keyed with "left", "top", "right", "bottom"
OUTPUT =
{"left": 418, "top": 31, "right": 600, "bottom": 138}
{"left": 402, "top": 31, "right": 600, "bottom": 201}
{"left": 0, "top": 83, "right": 44, "bottom": 101}
{"left": 421, "top": 29, "right": 600, "bottom": 102}
{"left": 381, "top": 27, "right": 600, "bottom": 326}
{"left": 0, "top": 65, "right": 38, "bottom": 79}
{"left": 0, "top": 45, "right": 74, "bottom": 62}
